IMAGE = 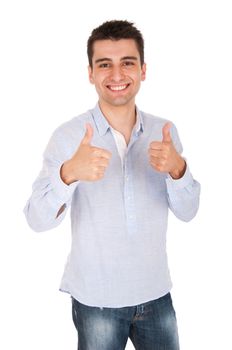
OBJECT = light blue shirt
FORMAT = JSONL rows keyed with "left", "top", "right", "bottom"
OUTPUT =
{"left": 24, "top": 103, "right": 200, "bottom": 308}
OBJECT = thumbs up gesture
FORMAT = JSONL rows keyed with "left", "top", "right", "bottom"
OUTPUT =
{"left": 61, "top": 124, "right": 112, "bottom": 184}
{"left": 148, "top": 122, "right": 186, "bottom": 179}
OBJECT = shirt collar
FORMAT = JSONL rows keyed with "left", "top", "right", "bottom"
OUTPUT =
{"left": 91, "top": 103, "right": 110, "bottom": 136}
{"left": 91, "top": 103, "right": 144, "bottom": 137}
{"left": 135, "top": 106, "right": 144, "bottom": 135}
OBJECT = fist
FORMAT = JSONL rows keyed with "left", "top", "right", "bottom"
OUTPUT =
{"left": 61, "top": 124, "right": 112, "bottom": 184}
{"left": 148, "top": 122, "right": 186, "bottom": 179}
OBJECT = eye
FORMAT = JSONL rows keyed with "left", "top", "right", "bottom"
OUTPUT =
{"left": 99, "top": 63, "right": 111, "bottom": 68}
{"left": 122, "top": 61, "right": 135, "bottom": 66}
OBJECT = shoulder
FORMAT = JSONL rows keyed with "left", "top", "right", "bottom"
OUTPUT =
{"left": 53, "top": 110, "right": 93, "bottom": 140}
{"left": 140, "top": 110, "right": 170, "bottom": 125}
{"left": 43, "top": 109, "right": 93, "bottom": 158}
{"left": 139, "top": 109, "right": 181, "bottom": 145}
{"left": 139, "top": 110, "right": 173, "bottom": 135}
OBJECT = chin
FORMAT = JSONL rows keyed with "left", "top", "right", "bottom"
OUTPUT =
{"left": 105, "top": 95, "right": 134, "bottom": 107}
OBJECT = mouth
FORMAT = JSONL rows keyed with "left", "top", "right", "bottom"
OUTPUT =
{"left": 106, "top": 83, "right": 130, "bottom": 92}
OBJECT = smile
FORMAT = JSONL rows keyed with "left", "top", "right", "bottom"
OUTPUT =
{"left": 107, "top": 84, "right": 130, "bottom": 91}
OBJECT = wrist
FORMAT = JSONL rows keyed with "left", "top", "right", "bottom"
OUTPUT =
{"left": 60, "top": 160, "right": 77, "bottom": 185}
{"left": 169, "top": 157, "right": 186, "bottom": 179}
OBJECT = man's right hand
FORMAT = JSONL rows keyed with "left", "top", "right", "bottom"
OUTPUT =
{"left": 60, "top": 123, "right": 112, "bottom": 185}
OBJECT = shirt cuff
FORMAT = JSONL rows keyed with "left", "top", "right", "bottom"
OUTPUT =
{"left": 165, "top": 164, "right": 193, "bottom": 190}
{"left": 50, "top": 163, "right": 80, "bottom": 203}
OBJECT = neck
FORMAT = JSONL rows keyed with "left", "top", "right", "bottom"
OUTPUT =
{"left": 98, "top": 100, "right": 136, "bottom": 137}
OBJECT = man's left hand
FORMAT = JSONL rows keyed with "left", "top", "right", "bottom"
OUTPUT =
{"left": 148, "top": 123, "right": 186, "bottom": 179}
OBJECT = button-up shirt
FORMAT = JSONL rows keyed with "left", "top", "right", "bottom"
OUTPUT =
{"left": 24, "top": 103, "right": 200, "bottom": 308}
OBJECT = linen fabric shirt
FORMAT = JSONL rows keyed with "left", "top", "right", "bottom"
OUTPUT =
{"left": 24, "top": 103, "right": 200, "bottom": 308}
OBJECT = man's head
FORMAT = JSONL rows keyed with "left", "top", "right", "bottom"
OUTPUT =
{"left": 87, "top": 20, "right": 146, "bottom": 108}
{"left": 87, "top": 20, "right": 144, "bottom": 68}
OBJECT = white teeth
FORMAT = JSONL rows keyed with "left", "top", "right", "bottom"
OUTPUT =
{"left": 108, "top": 84, "right": 128, "bottom": 91}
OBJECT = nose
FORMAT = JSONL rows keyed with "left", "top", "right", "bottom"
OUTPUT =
{"left": 110, "top": 65, "right": 125, "bottom": 81}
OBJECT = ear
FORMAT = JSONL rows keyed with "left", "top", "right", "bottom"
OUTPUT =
{"left": 141, "top": 63, "right": 146, "bottom": 81}
{"left": 88, "top": 66, "right": 94, "bottom": 84}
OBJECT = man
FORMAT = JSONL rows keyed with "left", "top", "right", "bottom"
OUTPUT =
{"left": 24, "top": 20, "right": 200, "bottom": 350}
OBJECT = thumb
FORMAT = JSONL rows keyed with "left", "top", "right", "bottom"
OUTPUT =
{"left": 162, "top": 122, "right": 172, "bottom": 143}
{"left": 81, "top": 123, "right": 94, "bottom": 145}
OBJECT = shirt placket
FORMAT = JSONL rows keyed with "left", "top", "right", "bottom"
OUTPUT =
{"left": 123, "top": 133, "right": 139, "bottom": 235}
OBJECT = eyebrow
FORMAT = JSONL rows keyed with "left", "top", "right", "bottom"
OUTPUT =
{"left": 94, "top": 56, "right": 138, "bottom": 64}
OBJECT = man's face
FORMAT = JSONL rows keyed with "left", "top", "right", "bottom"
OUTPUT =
{"left": 88, "top": 39, "right": 146, "bottom": 108}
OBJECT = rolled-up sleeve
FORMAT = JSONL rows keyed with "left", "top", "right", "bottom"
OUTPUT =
{"left": 24, "top": 129, "right": 79, "bottom": 232}
{"left": 165, "top": 123, "right": 201, "bottom": 222}
{"left": 166, "top": 165, "right": 201, "bottom": 222}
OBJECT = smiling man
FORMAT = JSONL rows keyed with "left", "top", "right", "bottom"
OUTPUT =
{"left": 24, "top": 20, "right": 200, "bottom": 350}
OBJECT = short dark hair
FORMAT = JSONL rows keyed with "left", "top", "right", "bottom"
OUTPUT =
{"left": 87, "top": 20, "right": 144, "bottom": 68}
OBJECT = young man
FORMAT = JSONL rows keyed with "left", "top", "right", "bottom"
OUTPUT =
{"left": 24, "top": 20, "right": 200, "bottom": 350}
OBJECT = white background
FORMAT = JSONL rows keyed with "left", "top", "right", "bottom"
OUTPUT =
{"left": 1, "top": 0, "right": 232, "bottom": 349}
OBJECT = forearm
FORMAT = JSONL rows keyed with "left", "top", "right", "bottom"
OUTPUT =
{"left": 60, "top": 159, "right": 78, "bottom": 185}
{"left": 24, "top": 194, "right": 66, "bottom": 232}
{"left": 169, "top": 156, "right": 187, "bottom": 180}
{"left": 24, "top": 164, "right": 78, "bottom": 232}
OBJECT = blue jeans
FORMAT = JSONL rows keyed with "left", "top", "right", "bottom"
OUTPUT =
{"left": 71, "top": 293, "right": 180, "bottom": 350}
